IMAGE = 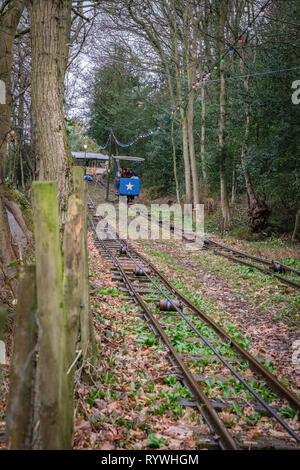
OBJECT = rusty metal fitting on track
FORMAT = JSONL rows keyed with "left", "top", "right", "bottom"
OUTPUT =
{"left": 134, "top": 267, "right": 150, "bottom": 276}
{"left": 120, "top": 246, "right": 127, "bottom": 256}
{"left": 157, "top": 299, "right": 182, "bottom": 311}
{"left": 271, "top": 261, "right": 286, "bottom": 274}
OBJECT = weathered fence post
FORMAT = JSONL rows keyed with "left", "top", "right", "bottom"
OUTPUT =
{"left": 63, "top": 193, "right": 84, "bottom": 445}
{"left": 33, "top": 181, "right": 69, "bottom": 449}
{"left": 6, "top": 265, "right": 37, "bottom": 449}
{"left": 72, "top": 167, "right": 96, "bottom": 361}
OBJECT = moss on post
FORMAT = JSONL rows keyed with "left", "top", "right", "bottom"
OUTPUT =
{"left": 32, "top": 181, "right": 69, "bottom": 449}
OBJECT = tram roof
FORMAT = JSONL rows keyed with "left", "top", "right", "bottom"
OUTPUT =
{"left": 72, "top": 152, "right": 144, "bottom": 162}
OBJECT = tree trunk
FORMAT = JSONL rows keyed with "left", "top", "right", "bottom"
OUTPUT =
{"left": 0, "top": 190, "right": 17, "bottom": 268}
{"left": 219, "top": 66, "right": 231, "bottom": 229}
{"left": 30, "top": 0, "right": 72, "bottom": 210}
{"left": 185, "top": 2, "right": 201, "bottom": 209}
{"left": 218, "top": 0, "right": 231, "bottom": 230}
{"left": 57, "top": 0, "right": 72, "bottom": 99}
{"left": 187, "top": 88, "right": 200, "bottom": 207}
{"left": 181, "top": 111, "right": 192, "bottom": 204}
{"left": 17, "top": 94, "right": 25, "bottom": 189}
{"left": 200, "top": 1, "right": 209, "bottom": 196}
{"left": 292, "top": 209, "right": 300, "bottom": 242}
{"left": 239, "top": 56, "right": 270, "bottom": 232}
{"left": 20, "top": 152, "right": 25, "bottom": 189}
{"left": 0, "top": 0, "right": 26, "bottom": 270}
{"left": 171, "top": 6, "right": 191, "bottom": 204}
{"left": 29, "top": 104, "right": 39, "bottom": 180}
{"left": 171, "top": 119, "right": 180, "bottom": 203}
{"left": 164, "top": 33, "right": 180, "bottom": 204}
{"left": 0, "top": 0, "right": 26, "bottom": 181}
{"left": 3, "top": 196, "right": 33, "bottom": 246}
{"left": 240, "top": 112, "right": 270, "bottom": 231}
{"left": 200, "top": 85, "right": 207, "bottom": 186}
{"left": 231, "top": 165, "right": 236, "bottom": 205}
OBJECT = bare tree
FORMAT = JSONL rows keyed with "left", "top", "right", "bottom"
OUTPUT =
{"left": 0, "top": 0, "right": 28, "bottom": 276}
{"left": 217, "top": 0, "right": 231, "bottom": 229}
{"left": 238, "top": 0, "right": 270, "bottom": 231}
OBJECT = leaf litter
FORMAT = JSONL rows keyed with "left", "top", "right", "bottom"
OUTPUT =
{"left": 73, "top": 234, "right": 208, "bottom": 450}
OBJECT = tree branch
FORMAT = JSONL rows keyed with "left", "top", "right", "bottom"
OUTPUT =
{"left": 15, "top": 26, "right": 30, "bottom": 38}
{"left": 71, "top": 7, "right": 90, "bottom": 22}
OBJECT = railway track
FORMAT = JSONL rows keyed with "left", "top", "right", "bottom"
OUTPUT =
{"left": 202, "top": 238, "right": 300, "bottom": 291}
{"left": 88, "top": 195, "right": 300, "bottom": 450}
{"left": 93, "top": 177, "right": 300, "bottom": 290}
{"left": 140, "top": 209, "right": 300, "bottom": 291}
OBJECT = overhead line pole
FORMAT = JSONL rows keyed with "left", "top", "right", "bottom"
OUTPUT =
{"left": 105, "top": 127, "right": 112, "bottom": 201}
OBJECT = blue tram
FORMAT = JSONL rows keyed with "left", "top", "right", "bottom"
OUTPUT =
{"left": 72, "top": 152, "right": 144, "bottom": 198}
{"left": 114, "top": 157, "right": 143, "bottom": 197}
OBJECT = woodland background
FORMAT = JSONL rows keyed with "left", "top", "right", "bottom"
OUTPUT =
{"left": 0, "top": 0, "right": 300, "bottom": 277}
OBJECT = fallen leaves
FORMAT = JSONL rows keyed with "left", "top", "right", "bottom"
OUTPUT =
{"left": 99, "top": 441, "right": 115, "bottom": 450}
{"left": 73, "top": 234, "right": 201, "bottom": 450}
{"left": 75, "top": 420, "right": 92, "bottom": 433}
{"left": 164, "top": 423, "right": 194, "bottom": 439}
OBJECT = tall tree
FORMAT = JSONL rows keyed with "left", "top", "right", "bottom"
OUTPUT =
{"left": 0, "top": 0, "right": 27, "bottom": 272}
{"left": 238, "top": 0, "right": 270, "bottom": 231}
{"left": 217, "top": 0, "right": 231, "bottom": 229}
{"left": 184, "top": 0, "right": 203, "bottom": 208}
{"left": 30, "top": 0, "right": 72, "bottom": 210}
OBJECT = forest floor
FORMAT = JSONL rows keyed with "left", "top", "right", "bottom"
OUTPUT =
{"left": 72, "top": 228, "right": 299, "bottom": 450}
{"left": 0, "top": 184, "right": 299, "bottom": 450}
{"left": 71, "top": 182, "right": 300, "bottom": 449}
{"left": 73, "top": 234, "right": 204, "bottom": 450}
{"left": 131, "top": 237, "right": 300, "bottom": 395}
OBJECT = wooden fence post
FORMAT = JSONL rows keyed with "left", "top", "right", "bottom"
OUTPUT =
{"left": 63, "top": 193, "right": 84, "bottom": 445}
{"left": 33, "top": 181, "right": 69, "bottom": 449}
{"left": 72, "top": 167, "right": 96, "bottom": 361}
{"left": 6, "top": 265, "right": 37, "bottom": 449}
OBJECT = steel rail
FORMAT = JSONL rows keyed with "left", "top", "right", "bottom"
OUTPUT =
{"left": 137, "top": 207, "right": 300, "bottom": 287}
{"left": 92, "top": 186, "right": 300, "bottom": 279}
{"left": 116, "top": 241, "right": 300, "bottom": 443}
{"left": 93, "top": 181, "right": 300, "bottom": 282}
{"left": 207, "top": 239, "right": 300, "bottom": 277}
{"left": 88, "top": 214, "right": 238, "bottom": 450}
{"left": 128, "top": 245, "right": 300, "bottom": 412}
{"left": 88, "top": 199, "right": 300, "bottom": 444}
{"left": 213, "top": 250, "right": 300, "bottom": 290}
{"left": 206, "top": 239, "right": 271, "bottom": 266}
